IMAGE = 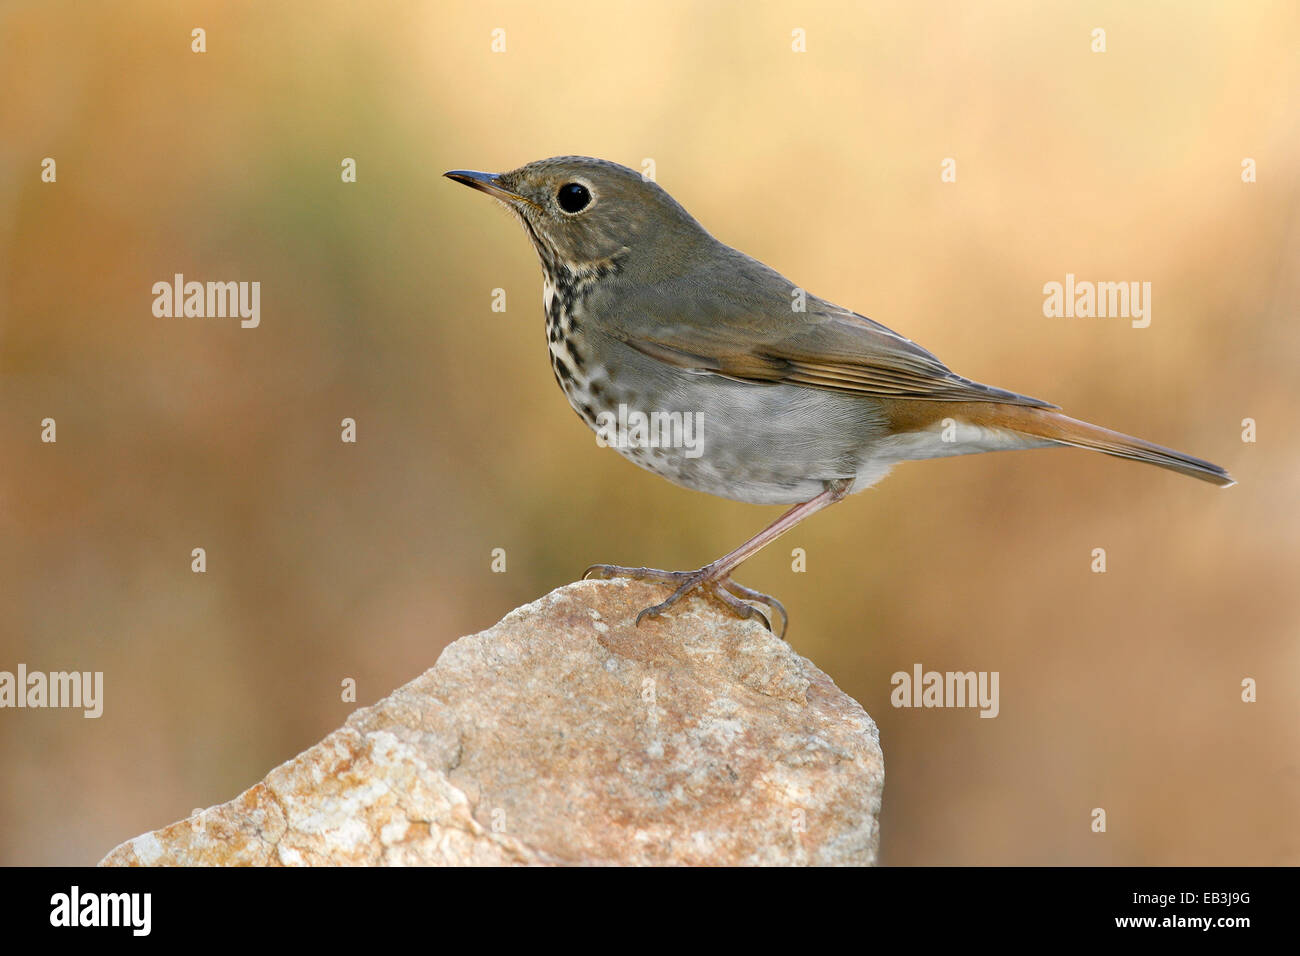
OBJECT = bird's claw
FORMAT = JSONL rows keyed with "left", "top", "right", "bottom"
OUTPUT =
{"left": 584, "top": 563, "right": 788, "bottom": 638}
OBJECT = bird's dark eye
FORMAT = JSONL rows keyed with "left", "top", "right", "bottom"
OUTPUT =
{"left": 557, "top": 182, "right": 592, "bottom": 213}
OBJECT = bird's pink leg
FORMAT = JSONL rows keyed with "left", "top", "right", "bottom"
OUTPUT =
{"left": 584, "top": 478, "right": 852, "bottom": 637}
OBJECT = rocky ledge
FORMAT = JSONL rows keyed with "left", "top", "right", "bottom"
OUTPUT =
{"left": 100, "top": 578, "right": 883, "bottom": 866}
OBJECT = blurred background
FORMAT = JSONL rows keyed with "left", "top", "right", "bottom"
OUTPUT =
{"left": 1, "top": 0, "right": 1296, "bottom": 865}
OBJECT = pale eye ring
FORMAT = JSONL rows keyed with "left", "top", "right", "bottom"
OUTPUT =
{"left": 557, "top": 182, "right": 592, "bottom": 213}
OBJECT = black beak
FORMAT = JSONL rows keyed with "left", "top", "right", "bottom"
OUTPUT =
{"left": 444, "top": 169, "right": 528, "bottom": 205}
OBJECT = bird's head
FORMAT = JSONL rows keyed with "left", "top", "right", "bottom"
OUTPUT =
{"left": 445, "top": 156, "right": 712, "bottom": 278}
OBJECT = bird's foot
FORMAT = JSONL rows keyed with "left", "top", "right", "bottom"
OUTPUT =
{"left": 582, "top": 564, "right": 789, "bottom": 638}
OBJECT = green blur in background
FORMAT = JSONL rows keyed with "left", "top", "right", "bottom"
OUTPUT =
{"left": 1, "top": 0, "right": 1297, "bottom": 865}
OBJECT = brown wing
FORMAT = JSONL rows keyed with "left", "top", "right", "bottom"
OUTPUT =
{"left": 595, "top": 252, "right": 1057, "bottom": 409}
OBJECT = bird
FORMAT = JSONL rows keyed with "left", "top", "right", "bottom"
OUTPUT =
{"left": 445, "top": 156, "right": 1233, "bottom": 636}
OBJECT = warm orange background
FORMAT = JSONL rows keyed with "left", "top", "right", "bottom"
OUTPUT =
{"left": 1, "top": 0, "right": 1296, "bottom": 865}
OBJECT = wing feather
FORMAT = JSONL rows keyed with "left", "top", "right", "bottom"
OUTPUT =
{"left": 594, "top": 258, "right": 1056, "bottom": 409}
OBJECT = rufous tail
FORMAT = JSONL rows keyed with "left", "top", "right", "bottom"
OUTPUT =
{"left": 991, "top": 405, "right": 1234, "bottom": 487}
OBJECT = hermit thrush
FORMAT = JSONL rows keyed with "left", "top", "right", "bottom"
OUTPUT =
{"left": 446, "top": 157, "right": 1232, "bottom": 636}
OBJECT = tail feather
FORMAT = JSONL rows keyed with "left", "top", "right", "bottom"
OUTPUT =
{"left": 992, "top": 406, "right": 1235, "bottom": 487}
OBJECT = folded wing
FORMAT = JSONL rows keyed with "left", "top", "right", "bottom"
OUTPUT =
{"left": 596, "top": 253, "right": 1056, "bottom": 409}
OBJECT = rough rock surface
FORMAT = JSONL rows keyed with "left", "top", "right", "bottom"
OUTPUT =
{"left": 100, "top": 579, "right": 884, "bottom": 866}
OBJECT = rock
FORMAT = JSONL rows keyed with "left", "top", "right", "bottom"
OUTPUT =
{"left": 99, "top": 578, "right": 884, "bottom": 866}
